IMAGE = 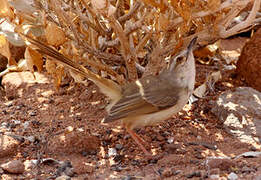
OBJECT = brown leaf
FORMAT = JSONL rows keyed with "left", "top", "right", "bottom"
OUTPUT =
{"left": 0, "top": 35, "right": 11, "bottom": 61}
{"left": 0, "top": 0, "right": 14, "bottom": 19}
{"left": 46, "top": 59, "right": 65, "bottom": 90}
{"left": 45, "top": 22, "right": 66, "bottom": 46}
{"left": 24, "top": 47, "right": 43, "bottom": 72}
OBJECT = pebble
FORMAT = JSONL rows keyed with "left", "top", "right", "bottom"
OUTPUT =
{"left": 186, "top": 171, "right": 201, "bottom": 178}
{"left": 108, "top": 148, "right": 117, "bottom": 157}
{"left": 206, "top": 157, "right": 235, "bottom": 171}
{"left": 1, "top": 160, "right": 25, "bottom": 174}
{"left": 167, "top": 137, "right": 174, "bottom": 144}
{"left": 55, "top": 175, "right": 71, "bottom": 180}
{"left": 162, "top": 167, "right": 173, "bottom": 177}
{"left": 115, "top": 144, "right": 123, "bottom": 150}
{"left": 11, "top": 120, "right": 21, "bottom": 125}
{"left": 23, "top": 122, "right": 30, "bottom": 129}
{"left": 242, "top": 166, "right": 255, "bottom": 173}
{"left": 26, "top": 136, "right": 35, "bottom": 143}
{"left": 210, "top": 174, "right": 220, "bottom": 179}
{"left": 29, "top": 111, "right": 37, "bottom": 116}
{"left": 227, "top": 172, "right": 238, "bottom": 180}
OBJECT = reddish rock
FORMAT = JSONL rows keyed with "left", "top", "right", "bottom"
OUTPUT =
{"left": 1, "top": 160, "right": 25, "bottom": 174}
{"left": 206, "top": 157, "right": 236, "bottom": 171}
{"left": 237, "top": 28, "right": 261, "bottom": 92}
{"left": 0, "top": 135, "right": 20, "bottom": 158}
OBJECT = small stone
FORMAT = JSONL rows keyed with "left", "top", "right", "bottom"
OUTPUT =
{"left": 167, "top": 137, "right": 174, "bottom": 144}
{"left": 209, "top": 168, "right": 220, "bottom": 175}
{"left": 24, "top": 160, "right": 37, "bottom": 170}
{"left": 55, "top": 175, "right": 71, "bottom": 180}
{"left": 11, "top": 120, "right": 21, "bottom": 125}
{"left": 242, "top": 166, "right": 254, "bottom": 173}
{"left": 23, "top": 121, "right": 30, "bottom": 129}
{"left": 157, "top": 135, "right": 165, "bottom": 141}
{"left": 186, "top": 171, "right": 201, "bottom": 178}
{"left": 165, "top": 144, "right": 181, "bottom": 153}
{"left": 29, "top": 111, "right": 37, "bottom": 116}
{"left": 131, "top": 160, "right": 140, "bottom": 166}
{"left": 210, "top": 174, "right": 220, "bottom": 179}
{"left": 108, "top": 148, "right": 117, "bottom": 157}
{"left": 115, "top": 144, "right": 123, "bottom": 150}
{"left": 227, "top": 172, "right": 238, "bottom": 180}
{"left": 173, "top": 170, "right": 182, "bottom": 175}
{"left": 6, "top": 102, "right": 13, "bottom": 107}
{"left": 237, "top": 151, "right": 261, "bottom": 158}
{"left": 206, "top": 157, "right": 235, "bottom": 171}
{"left": 162, "top": 168, "right": 173, "bottom": 177}
{"left": 26, "top": 136, "right": 35, "bottom": 143}
{"left": 0, "top": 167, "right": 3, "bottom": 174}
{"left": 15, "top": 105, "right": 22, "bottom": 110}
{"left": 63, "top": 167, "right": 74, "bottom": 177}
{"left": 1, "top": 160, "right": 25, "bottom": 174}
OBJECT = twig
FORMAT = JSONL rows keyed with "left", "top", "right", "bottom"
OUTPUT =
{"left": 118, "top": 1, "right": 141, "bottom": 23}
{"left": 219, "top": 0, "right": 261, "bottom": 38}
{"left": 108, "top": 15, "right": 138, "bottom": 80}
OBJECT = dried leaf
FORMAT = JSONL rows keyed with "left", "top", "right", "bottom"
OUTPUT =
{"left": 91, "top": 0, "right": 116, "bottom": 16}
{"left": 0, "top": 34, "right": 11, "bottom": 61}
{"left": 194, "top": 71, "right": 222, "bottom": 98}
{"left": 45, "top": 59, "right": 56, "bottom": 75}
{"left": 158, "top": 14, "right": 170, "bottom": 31}
{"left": 193, "top": 83, "right": 207, "bottom": 98}
{"left": 46, "top": 58, "right": 65, "bottom": 90}
{"left": 24, "top": 47, "right": 43, "bottom": 72}
{"left": 207, "top": 0, "right": 221, "bottom": 11}
{"left": 45, "top": 22, "right": 66, "bottom": 46}
{"left": 54, "top": 64, "right": 64, "bottom": 90}
{"left": 9, "top": 0, "right": 37, "bottom": 14}
{"left": 0, "top": 0, "right": 14, "bottom": 19}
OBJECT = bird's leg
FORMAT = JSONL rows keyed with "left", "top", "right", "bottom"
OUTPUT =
{"left": 126, "top": 128, "right": 152, "bottom": 156}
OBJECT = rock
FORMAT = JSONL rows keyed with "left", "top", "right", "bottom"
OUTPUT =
{"left": 0, "top": 167, "right": 3, "bottom": 174}
{"left": 24, "top": 160, "right": 37, "bottom": 170}
{"left": 241, "top": 166, "right": 255, "bottom": 173}
{"left": 2, "top": 72, "right": 49, "bottom": 99}
{"left": 209, "top": 168, "right": 220, "bottom": 175}
{"left": 115, "top": 144, "right": 123, "bottom": 150}
{"left": 206, "top": 157, "right": 235, "bottom": 171}
{"left": 227, "top": 172, "right": 238, "bottom": 180}
{"left": 0, "top": 135, "right": 20, "bottom": 158}
{"left": 108, "top": 148, "right": 117, "bottom": 157}
{"left": 47, "top": 131, "right": 100, "bottom": 155}
{"left": 211, "top": 87, "right": 261, "bottom": 144}
{"left": 161, "top": 167, "right": 173, "bottom": 177}
{"left": 55, "top": 175, "right": 71, "bottom": 180}
{"left": 210, "top": 174, "right": 220, "bottom": 179}
{"left": 1, "top": 160, "right": 25, "bottom": 174}
{"left": 236, "top": 151, "right": 261, "bottom": 158}
{"left": 219, "top": 37, "right": 248, "bottom": 64}
{"left": 237, "top": 28, "right": 261, "bottom": 92}
{"left": 186, "top": 171, "right": 201, "bottom": 178}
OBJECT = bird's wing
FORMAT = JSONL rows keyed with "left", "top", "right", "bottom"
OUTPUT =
{"left": 104, "top": 81, "right": 159, "bottom": 122}
{"left": 139, "top": 71, "right": 182, "bottom": 108}
{"left": 104, "top": 72, "right": 183, "bottom": 122}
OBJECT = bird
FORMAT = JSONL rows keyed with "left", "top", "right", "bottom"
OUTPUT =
{"left": 22, "top": 34, "right": 197, "bottom": 156}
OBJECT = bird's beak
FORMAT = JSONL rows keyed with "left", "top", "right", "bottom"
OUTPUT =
{"left": 186, "top": 36, "right": 198, "bottom": 57}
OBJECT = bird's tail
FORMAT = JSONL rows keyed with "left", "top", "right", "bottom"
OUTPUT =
{"left": 22, "top": 34, "right": 122, "bottom": 102}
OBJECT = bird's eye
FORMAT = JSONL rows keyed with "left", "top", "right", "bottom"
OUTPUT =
{"left": 176, "top": 56, "right": 184, "bottom": 63}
